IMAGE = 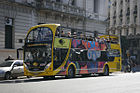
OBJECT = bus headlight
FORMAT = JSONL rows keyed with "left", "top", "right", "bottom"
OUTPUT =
{"left": 40, "top": 63, "right": 46, "bottom": 66}
{"left": 45, "top": 62, "right": 51, "bottom": 69}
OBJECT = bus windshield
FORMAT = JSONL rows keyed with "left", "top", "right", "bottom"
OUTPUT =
{"left": 24, "top": 45, "right": 52, "bottom": 71}
{"left": 26, "top": 27, "right": 53, "bottom": 43}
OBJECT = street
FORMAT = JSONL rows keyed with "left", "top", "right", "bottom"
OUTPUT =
{"left": 0, "top": 72, "right": 140, "bottom": 93}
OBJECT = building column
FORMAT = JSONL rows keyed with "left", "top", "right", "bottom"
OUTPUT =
{"left": 129, "top": 0, "right": 135, "bottom": 35}
{"left": 122, "top": 28, "right": 126, "bottom": 36}
{"left": 122, "top": 0, "right": 127, "bottom": 36}
{"left": 137, "top": 0, "right": 140, "bottom": 34}
{"left": 109, "top": 0, "right": 114, "bottom": 28}
{"left": 116, "top": 0, "right": 120, "bottom": 26}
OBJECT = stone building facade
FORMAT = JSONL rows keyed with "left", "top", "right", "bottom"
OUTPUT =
{"left": 107, "top": 0, "right": 140, "bottom": 65}
{"left": 0, "top": 0, "right": 107, "bottom": 62}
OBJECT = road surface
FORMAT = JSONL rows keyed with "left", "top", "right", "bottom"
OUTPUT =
{"left": 0, "top": 72, "right": 140, "bottom": 93}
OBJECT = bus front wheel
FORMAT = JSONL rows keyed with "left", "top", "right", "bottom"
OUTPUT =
{"left": 66, "top": 66, "right": 75, "bottom": 78}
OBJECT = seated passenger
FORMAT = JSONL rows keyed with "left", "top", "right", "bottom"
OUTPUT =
{"left": 73, "top": 32, "right": 77, "bottom": 39}
{"left": 67, "top": 32, "right": 71, "bottom": 38}
{"left": 80, "top": 34, "right": 84, "bottom": 40}
{"left": 88, "top": 36, "right": 93, "bottom": 41}
{"left": 55, "top": 31, "right": 59, "bottom": 36}
{"left": 61, "top": 31, "right": 65, "bottom": 37}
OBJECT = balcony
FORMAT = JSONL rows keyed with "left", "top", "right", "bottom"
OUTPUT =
{"left": 37, "top": 1, "right": 86, "bottom": 17}
{"left": 6, "top": 0, "right": 85, "bottom": 17}
{"left": 5, "top": 0, "right": 36, "bottom": 7}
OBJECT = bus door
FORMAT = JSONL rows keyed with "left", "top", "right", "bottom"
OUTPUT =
{"left": 53, "top": 38, "right": 71, "bottom": 71}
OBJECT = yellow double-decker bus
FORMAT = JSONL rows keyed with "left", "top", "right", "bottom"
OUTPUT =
{"left": 23, "top": 24, "right": 121, "bottom": 78}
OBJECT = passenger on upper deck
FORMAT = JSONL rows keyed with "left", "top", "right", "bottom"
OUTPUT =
{"left": 61, "top": 31, "right": 65, "bottom": 37}
{"left": 80, "top": 34, "right": 84, "bottom": 40}
{"left": 95, "top": 37, "right": 100, "bottom": 42}
{"left": 73, "top": 32, "right": 77, "bottom": 39}
{"left": 67, "top": 32, "right": 71, "bottom": 38}
{"left": 88, "top": 36, "right": 93, "bottom": 41}
{"left": 55, "top": 30, "right": 59, "bottom": 37}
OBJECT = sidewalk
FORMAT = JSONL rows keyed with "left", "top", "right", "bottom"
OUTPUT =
{"left": 134, "top": 65, "right": 140, "bottom": 72}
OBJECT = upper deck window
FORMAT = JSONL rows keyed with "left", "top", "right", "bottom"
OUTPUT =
{"left": 26, "top": 27, "right": 53, "bottom": 43}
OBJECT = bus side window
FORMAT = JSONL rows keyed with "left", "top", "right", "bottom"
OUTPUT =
{"left": 53, "top": 48, "right": 68, "bottom": 70}
{"left": 96, "top": 51, "right": 108, "bottom": 61}
{"left": 53, "top": 49, "right": 61, "bottom": 70}
{"left": 69, "top": 49, "right": 79, "bottom": 61}
{"left": 70, "top": 49, "right": 88, "bottom": 62}
{"left": 81, "top": 50, "right": 89, "bottom": 61}
{"left": 61, "top": 49, "right": 67, "bottom": 61}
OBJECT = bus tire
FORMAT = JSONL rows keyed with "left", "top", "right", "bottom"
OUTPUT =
{"left": 66, "top": 66, "right": 75, "bottom": 78}
{"left": 103, "top": 65, "right": 109, "bottom": 76}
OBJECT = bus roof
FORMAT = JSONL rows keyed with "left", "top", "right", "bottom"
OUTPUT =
{"left": 99, "top": 35, "right": 118, "bottom": 39}
{"left": 30, "top": 24, "right": 60, "bottom": 29}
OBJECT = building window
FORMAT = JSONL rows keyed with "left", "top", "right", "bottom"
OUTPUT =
{"left": 126, "top": 17, "right": 130, "bottom": 24}
{"left": 120, "top": 18, "right": 122, "bottom": 25}
{"left": 120, "top": 0, "right": 123, "bottom": 5}
{"left": 108, "top": 0, "right": 111, "bottom": 8}
{"left": 133, "top": 5, "right": 137, "bottom": 15}
{"left": 94, "top": 0, "right": 99, "bottom": 13}
{"left": 71, "top": 0, "right": 76, "bottom": 6}
{"left": 56, "top": 0, "right": 61, "bottom": 2}
{"left": 126, "top": 7, "right": 130, "bottom": 16}
{"left": 120, "top": 9, "right": 123, "bottom": 17}
{"left": 125, "top": 0, "right": 130, "bottom": 2}
{"left": 139, "top": 40, "right": 140, "bottom": 47}
{"left": 126, "top": 29, "right": 129, "bottom": 36}
{"left": 114, "top": 20, "right": 116, "bottom": 26}
{"left": 134, "top": 28, "right": 136, "bottom": 35}
{"left": 113, "top": 11, "right": 116, "bottom": 19}
{"left": 134, "top": 16, "right": 137, "bottom": 23}
{"left": 5, "top": 17, "right": 14, "bottom": 49}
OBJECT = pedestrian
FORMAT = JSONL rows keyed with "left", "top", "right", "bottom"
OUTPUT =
{"left": 130, "top": 57, "right": 136, "bottom": 73}
{"left": 123, "top": 59, "right": 131, "bottom": 73}
{"left": 5, "top": 55, "right": 14, "bottom": 61}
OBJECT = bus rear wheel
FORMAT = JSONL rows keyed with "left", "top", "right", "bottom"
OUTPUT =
{"left": 66, "top": 66, "right": 75, "bottom": 78}
{"left": 103, "top": 65, "right": 109, "bottom": 76}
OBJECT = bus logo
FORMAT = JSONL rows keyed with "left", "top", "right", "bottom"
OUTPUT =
{"left": 33, "top": 62, "right": 38, "bottom": 67}
{"left": 59, "top": 39, "right": 65, "bottom": 45}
